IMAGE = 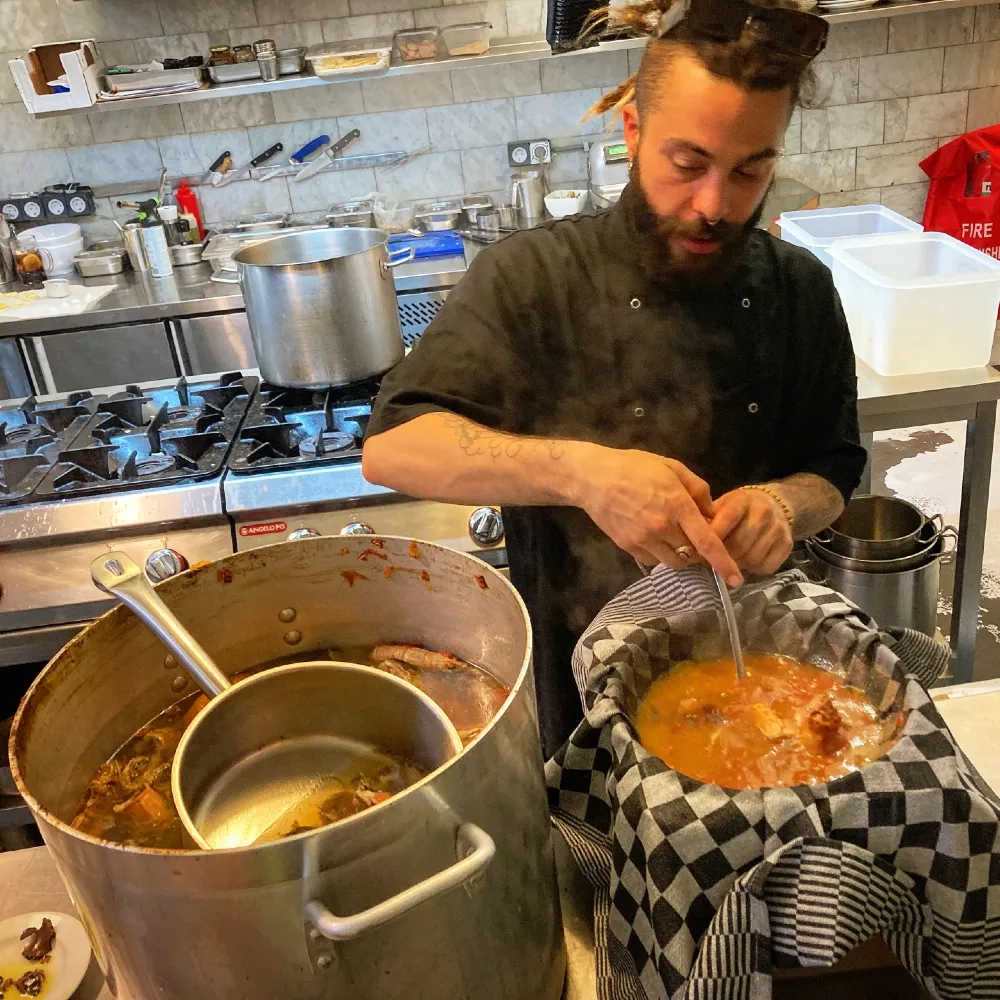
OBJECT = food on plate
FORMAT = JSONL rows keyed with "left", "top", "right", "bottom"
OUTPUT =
{"left": 1, "top": 970, "right": 45, "bottom": 998}
{"left": 635, "top": 654, "right": 900, "bottom": 789}
{"left": 71, "top": 643, "right": 509, "bottom": 848}
{"left": 19, "top": 920, "right": 55, "bottom": 962}
{"left": 549, "top": 191, "right": 582, "bottom": 199}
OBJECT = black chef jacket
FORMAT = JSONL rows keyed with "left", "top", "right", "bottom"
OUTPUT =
{"left": 366, "top": 184, "right": 867, "bottom": 758}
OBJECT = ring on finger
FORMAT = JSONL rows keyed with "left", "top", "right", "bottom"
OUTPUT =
{"left": 675, "top": 545, "right": 693, "bottom": 561}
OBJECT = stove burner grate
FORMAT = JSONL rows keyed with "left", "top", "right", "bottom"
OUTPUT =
{"left": 299, "top": 430, "right": 356, "bottom": 457}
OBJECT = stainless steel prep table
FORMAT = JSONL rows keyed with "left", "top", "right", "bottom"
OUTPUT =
{"left": 856, "top": 361, "right": 1000, "bottom": 684}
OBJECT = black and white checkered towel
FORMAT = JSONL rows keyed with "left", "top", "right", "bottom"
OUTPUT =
{"left": 546, "top": 566, "right": 1000, "bottom": 1000}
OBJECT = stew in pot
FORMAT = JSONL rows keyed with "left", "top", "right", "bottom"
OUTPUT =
{"left": 71, "top": 645, "right": 510, "bottom": 849}
{"left": 635, "top": 654, "right": 900, "bottom": 789}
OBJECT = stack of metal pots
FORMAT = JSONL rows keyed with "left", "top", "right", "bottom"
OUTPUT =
{"left": 807, "top": 495, "right": 955, "bottom": 636}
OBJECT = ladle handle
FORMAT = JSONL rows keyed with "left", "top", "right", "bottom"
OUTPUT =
{"left": 712, "top": 567, "right": 746, "bottom": 680}
{"left": 305, "top": 823, "right": 495, "bottom": 941}
{"left": 90, "top": 552, "right": 231, "bottom": 697}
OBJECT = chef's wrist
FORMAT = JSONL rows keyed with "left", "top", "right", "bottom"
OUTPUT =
{"left": 741, "top": 484, "right": 795, "bottom": 529}
{"left": 555, "top": 440, "right": 603, "bottom": 507}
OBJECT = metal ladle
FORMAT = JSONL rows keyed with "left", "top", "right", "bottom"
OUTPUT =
{"left": 89, "top": 551, "right": 463, "bottom": 850}
{"left": 712, "top": 568, "right": 746, "bottom": 680}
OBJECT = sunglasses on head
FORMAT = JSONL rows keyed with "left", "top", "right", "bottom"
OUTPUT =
{"left": 656, "top": 0, "right": 829, "bottom": 60}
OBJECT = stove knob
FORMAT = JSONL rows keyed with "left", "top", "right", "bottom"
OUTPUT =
{"left": 145, "top": 548, "right": 189, "bottom": 583}
{"left": 340, "top": 522, "right": 375, "bottom": 535}
{"left": 288, "top": 528, "right": 321, "bottom": 541}
{"left": 469, "top": 506, "right": 504, "bottom": 547}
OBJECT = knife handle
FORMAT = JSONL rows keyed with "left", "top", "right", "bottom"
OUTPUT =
{"left": 208, "top": 150, "right": 231, "bottom": 172}
{"left": 289, "top": 135, "right": 330, "bottom": 163}
{"left": 250, "top": 142, "right": 284, "bottom": 167}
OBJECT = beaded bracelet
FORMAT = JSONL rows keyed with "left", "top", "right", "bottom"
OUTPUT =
{"left": 740, "top": 484, "right": 794, "bottom": 527}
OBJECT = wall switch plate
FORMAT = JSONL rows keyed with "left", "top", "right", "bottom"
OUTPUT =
{"left": 508, "top": 138, "right": 551, "bottom": 167}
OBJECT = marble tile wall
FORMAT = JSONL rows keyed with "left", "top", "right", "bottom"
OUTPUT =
{"left": 0, "top": 1, "right": 997, "bottom": 233}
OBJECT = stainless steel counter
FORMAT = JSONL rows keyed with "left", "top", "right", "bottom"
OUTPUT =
{"left": 0, "top": 252, "right": 468, "bottom": 339}
{"left": 0, "top": 265, "right": 243, "bottom": 338}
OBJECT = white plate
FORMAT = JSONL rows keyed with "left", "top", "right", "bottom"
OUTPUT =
{"left": 0, "top": 912, "right": 91, "bottom": 1000}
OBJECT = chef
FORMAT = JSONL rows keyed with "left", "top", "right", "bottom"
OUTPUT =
{"left": 363, "top": 0, "right": 868, "bottom": 756}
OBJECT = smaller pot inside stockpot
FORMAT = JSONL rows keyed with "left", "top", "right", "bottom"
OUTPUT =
{"left": 233, "top": 227, "right": 415, "bottom": 389}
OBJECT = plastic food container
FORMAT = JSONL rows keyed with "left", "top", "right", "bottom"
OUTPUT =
{"left": 779, "top": 205, "right": 922, "bottom": 270}
{"left": 395, "top": 27, "right": 440, "bottom": 62}
{"left": 305, "top": 38, "right": 391, "bottom": 78}
{"left": 441, "top": 22, "right": 491, "bottom": 57}
{"left": 544, "top": 189, "right": 588, "bottom": 218}
{"left": 828, "top": 231, "right": 1000, "bottom": 377}
{"left": 373, "top": 196, "right": 415, "bottom": 234}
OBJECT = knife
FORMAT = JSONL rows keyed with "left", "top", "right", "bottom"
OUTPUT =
{"left": 208, "top": 149, "right": 232, "bottom": 186}
{"left": 217, "top": 142, "right": 285, "bottom": 187}
{"left": 292, "top": 129, "right": 361, "bottom": 184}
{"left": 288, "top": 135, "right": 330, "bottom": 165}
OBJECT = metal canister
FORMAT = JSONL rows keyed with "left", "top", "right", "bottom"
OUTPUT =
{"left": 254, "top": 39, "right": 279, "bottom": 81}
{"left": 122, "top": 221, "right": 150, "bottom": 272}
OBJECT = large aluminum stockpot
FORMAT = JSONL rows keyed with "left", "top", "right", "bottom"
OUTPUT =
{"left": 233, "top": 227, "right": 413, "bottom": 389}
{"left": 9, "top": 536, "right": 565, "bottom": 1000}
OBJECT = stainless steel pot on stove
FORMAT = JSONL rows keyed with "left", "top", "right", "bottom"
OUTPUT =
{"left": 234, "top": 227, "right": 414, "bottom": 389}
{"left": 9, "top": 536, "right": 565, "bottom": 1000}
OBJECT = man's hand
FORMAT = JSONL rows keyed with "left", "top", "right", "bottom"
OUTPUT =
{"left": 711, "top": 487, "right": 793, "bottom": 576}
{"left": 572, "top": 446, "right": 743, "bottom": 586}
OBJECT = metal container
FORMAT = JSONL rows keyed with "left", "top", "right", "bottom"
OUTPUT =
{"left": 509, "top": 168, "right": 548, "bottom": 224}
{"left": 169, "top": 242, "right": 204, "bottom": 267}
{"left": 234, "top": 227, "right": 412, "bottom": 388}
{"left": 121, "top": 221, "right": 150, "bottom": 272}
{"left": 327, "top": 199, "right": 374, "bottom": 228}
{"left": 73, "top": 248, "right": 125, "bottom": 277}
{"left": 461, "top": 195, "right": 493, "bottom": 227}
{"left": 810, "top": 536, "right": 945, "bottom": 636}
{"left": 809, "top": 521, "right": 956, "bottom": 574}
{"left": 496, "top": 204, "right": 517, "bottom": 229}
{"left": 1, "top": 219, "right": 18, "bottom": 287}
{"left": 9, "top": 536, "right": 564, "bottom": 1000}
{"left": 827, "top": 494, "right": 930, "bottom": 560}
{"left": 414, "top": 199, "right": 462, "bottom": 232}
{"left": 278, "top": 47, "right": 306, "bottom": 74}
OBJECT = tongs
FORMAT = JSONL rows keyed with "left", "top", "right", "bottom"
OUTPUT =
{"left": 712, "top": 568, "right": 746, "bottom": 680}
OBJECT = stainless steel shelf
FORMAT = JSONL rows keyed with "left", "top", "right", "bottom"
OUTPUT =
{"left": 29, "top": 37, "right": 552, "bottom": 119}
{"left": 26, "top": 0, "right": 995, "bottom": 120}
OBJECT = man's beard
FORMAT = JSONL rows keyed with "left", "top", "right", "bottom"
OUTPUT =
{"left": 631, "top": 159, "right": 769, "bottom": 292}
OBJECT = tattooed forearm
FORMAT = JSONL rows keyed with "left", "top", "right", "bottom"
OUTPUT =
{"left": 768, "top": 473, "right": 845, "bottom": 541}
{"left": 441, "top": 414, "right": 567, "bottom": 463}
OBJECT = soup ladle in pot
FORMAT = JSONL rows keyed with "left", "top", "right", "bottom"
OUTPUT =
{"left": 712, "top": 568, "right": 746, "bottom": 680}
{"left": 89, "top": 551, "right": 464, "bottom": 851}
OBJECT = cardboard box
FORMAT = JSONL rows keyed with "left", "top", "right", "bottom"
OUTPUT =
{"left": 8, "top": 40, "right": 104, "bottom": 114}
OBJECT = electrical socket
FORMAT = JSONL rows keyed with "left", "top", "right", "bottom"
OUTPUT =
{"left": 507, "top": 138, "right": 552, "bottom": 167}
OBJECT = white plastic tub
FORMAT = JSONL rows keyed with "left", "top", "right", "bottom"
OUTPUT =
{"left": 828, "top": 231, "right": 1000, "bottom": 377}
{"left": 779, "top": 205, "right": 922, "bottom": 270}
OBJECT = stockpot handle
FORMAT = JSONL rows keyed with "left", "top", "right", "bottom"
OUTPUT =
{"left": 304, "top": 822, "right": 495, "bottom": 942}
{"left": 381, "top": 246, "right": 416, "bottom": 275}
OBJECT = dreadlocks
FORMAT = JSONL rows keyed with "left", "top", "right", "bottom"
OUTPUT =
{"left": 584, "top": 0, "right": 815, "bottom": 120}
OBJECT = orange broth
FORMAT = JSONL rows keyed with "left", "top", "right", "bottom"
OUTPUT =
{"left": 635, "top": 654, "right": 899, "bottom": 789}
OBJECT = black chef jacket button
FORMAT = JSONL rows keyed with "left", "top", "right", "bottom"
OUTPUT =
{"left": 634, "top": 406, "right": 645, "bottom": 417}
{"left": 630, "top": 297, "right": 641, "bottom": 309}
{"left": 748, "top": 402, "right": 759, "bottom": 414}
{"left": 741, "top": 297, "right": 751, "bottom": 309}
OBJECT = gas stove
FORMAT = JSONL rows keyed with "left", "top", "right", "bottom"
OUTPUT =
{"left": 0, "top": 371, "right": 504, "bottom": 667}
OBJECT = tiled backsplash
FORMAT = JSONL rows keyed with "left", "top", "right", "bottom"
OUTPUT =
{"left": 1, "top": 0, "right": 998, "bottom": 237}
